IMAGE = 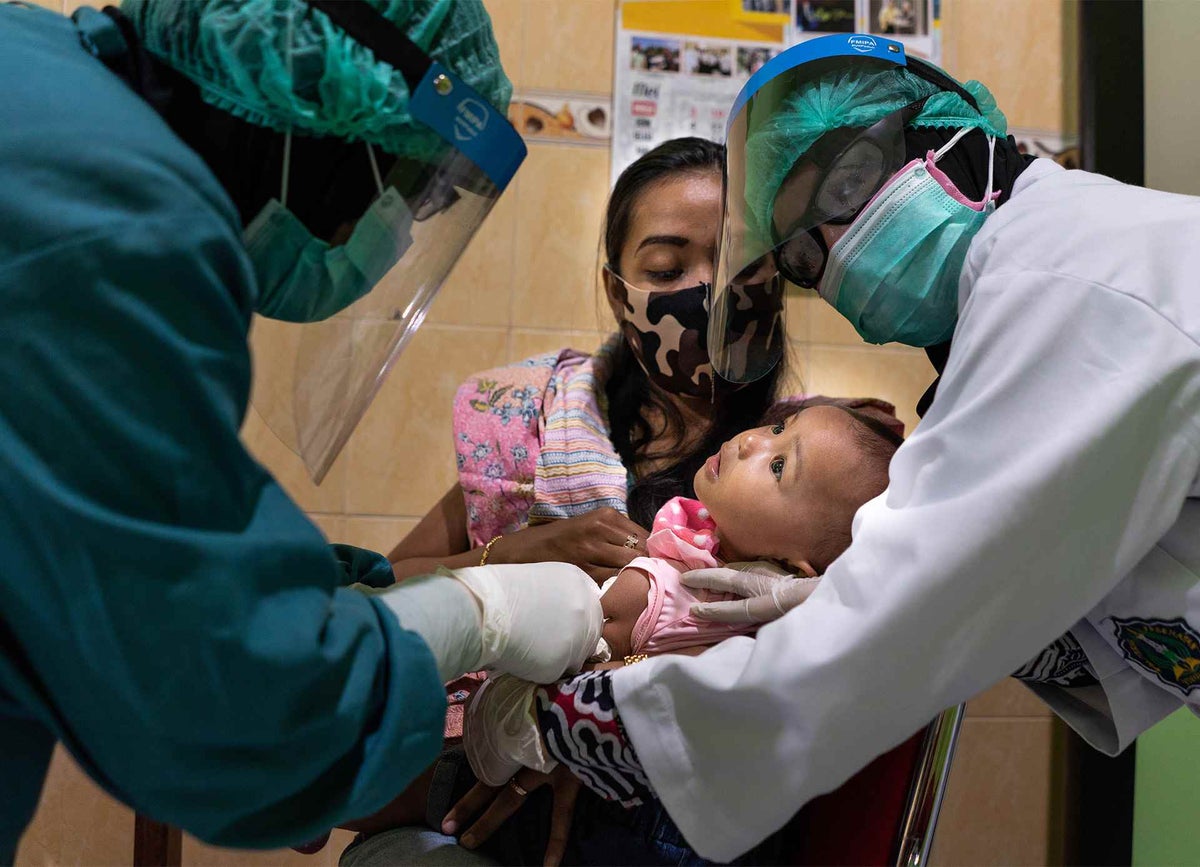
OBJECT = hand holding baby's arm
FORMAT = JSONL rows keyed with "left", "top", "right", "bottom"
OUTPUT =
{"left": 683, "top": 561, "right": 821, "bottom": 624}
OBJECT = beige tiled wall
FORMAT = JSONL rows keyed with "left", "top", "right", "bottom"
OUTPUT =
{"left": 17, "top": 0, "right": 1074, "bottom": 864}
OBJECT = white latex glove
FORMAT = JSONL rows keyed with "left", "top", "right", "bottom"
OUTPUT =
{"left": 463, "top": 674, "right": 558, "bottom": 787}
{"left": 448, "top": 563, "right": 603, "bottom": 682}
{"left": 369, "top": 562, "right": 602, "bottom": 683}
{"left": 682, "top": 561, "right": 821, "bottom": 624}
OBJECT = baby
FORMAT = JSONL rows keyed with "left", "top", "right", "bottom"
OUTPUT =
{"left": 465, "top": 402, "right": 902, "bottom": 785}
{"left": 602, "top": 402, "right": 900, "bottom": 661}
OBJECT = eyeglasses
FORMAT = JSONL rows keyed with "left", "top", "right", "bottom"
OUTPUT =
{"left": 770, "top": 97, "right": 928, "bottom": 289}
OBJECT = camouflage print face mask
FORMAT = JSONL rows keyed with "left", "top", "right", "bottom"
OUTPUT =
{"left": 608, "top": 269, "right": 715, "bottom": 398}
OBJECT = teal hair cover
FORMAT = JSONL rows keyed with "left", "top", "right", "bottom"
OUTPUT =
{"left": 121, "top": 0, "right": 512, "bottom": 162}
{"left": 745, "top": 64, "right": 1007, "bottom": 230}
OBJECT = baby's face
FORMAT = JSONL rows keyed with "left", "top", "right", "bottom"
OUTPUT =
{"left": 692, "top": 405, "right": 879, "bottom": 573}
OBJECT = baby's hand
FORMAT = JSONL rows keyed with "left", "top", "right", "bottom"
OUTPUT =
{"left": 682, "top": 562, "right": 820, "bottom": 624}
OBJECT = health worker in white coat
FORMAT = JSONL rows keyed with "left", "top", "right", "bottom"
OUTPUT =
{"left": 466, "top": 34, "right": 1200, "bottom": 863}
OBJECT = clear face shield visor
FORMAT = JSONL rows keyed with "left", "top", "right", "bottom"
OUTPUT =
{"left": 250, "top": 0, "right": 525, "bottom": 483}
{"left": 711, "top": 37, "right": 921, "bottom": 383}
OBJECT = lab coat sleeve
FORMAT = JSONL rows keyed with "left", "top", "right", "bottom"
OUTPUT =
{"left": 612, "top": 270, "right": 1200, "bottom": 861}
{"left": 0, "top": 218, "right": 445, "bottom": 849}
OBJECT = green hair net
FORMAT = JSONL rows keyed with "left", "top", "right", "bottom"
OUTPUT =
{"left": 744, "top": 65, "right": 1007, "bottom": 234}
{"left": 120, "top": 0, "right": 513, "bottom": 163}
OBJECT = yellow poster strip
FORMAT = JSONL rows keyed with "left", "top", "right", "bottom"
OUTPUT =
{"left": 621, "top": 0, "right": 784, "bottom": 42}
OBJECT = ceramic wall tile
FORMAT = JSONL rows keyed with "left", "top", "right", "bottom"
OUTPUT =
{"left": 782, "top": 288, "right": 814, "bottom": 345}
{"left": 427, "top": 185, "right": 519, "bottom": 329}
{"left": 511, "top": 144, "right": 612, "bottom": 333}
{"left": 929, "top": 718, "right": 1058, "bottom": 866}
{"left": 967, "top": 677, "right": 1053, "bottom": 718}
{"left": 508, "top": 329, "right": 610, "bottom": 362}
{"left": 307, "top": 514, "right": 347, "bottom": 543}
{"left": 240, "top": 405, "right": 348, "bottom": 514}
{"left": 791, "top": 287, "right": 949, "bottom": 350}
{"left": 344, "top": 325, "right": 510, "bottom": 516}
{"left": 770, "top": 340, "right": 807, "bottom": 400}
{"left": 13, "top": 837, "right": 54, "bottom": 867}
{"left": 1061, "top": 0, "right": 1080, "bottom": 138}
{"left": 941, "top": 0, "right": 1064, "bottom": 132}
{"left": 522, "top": 0, "right": 616, "bottom": 94}
{"left": 485, "top": 0, "right": 525, "bottom": 90}
{"left": 15, "top": 748, "right": 132, "bottom": 867}
{"left": 322, "top": 830, "right": 358, "bottom": 867}
{"left": 803, "top": 345, "right": 934, "bottom": 435}
{"left": 794, "top": 292, "right": 866, "bottom": 347}
{"left": 342, "top": 516, "right": 421, "bottom": 556}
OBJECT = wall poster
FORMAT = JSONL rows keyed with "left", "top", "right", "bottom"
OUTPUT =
{"left": 788, "top": 0, "right": 939, "bottom": 64}
{"left": 612, "top": 29, "right": 782, "bottom": 181}
{"left": 612, "top": 0, "right": 940, "bottom": 184}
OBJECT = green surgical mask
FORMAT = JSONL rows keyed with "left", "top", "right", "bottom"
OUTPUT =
{"left": 819, "top": 128, "right": 996, "bottom": 346}
{"left": 244, "top": 140, "right": 413, "bottom": 323}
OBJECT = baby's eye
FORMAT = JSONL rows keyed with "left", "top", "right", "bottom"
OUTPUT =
{"left": 770, "top": 456, "right": 785, "bottom": 480}
{"left": 771, "top": 422, "right": 785, "bottom": 435}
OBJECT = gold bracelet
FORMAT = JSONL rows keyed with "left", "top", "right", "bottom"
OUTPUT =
{"left": 479, "top": 535, "right": 503, "bottom": 567}
{"left": 623, "top": 653, "right": 649, "bottom": 666}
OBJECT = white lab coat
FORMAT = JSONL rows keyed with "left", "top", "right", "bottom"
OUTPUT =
{"left": 613, "top": 160, "right": 1200, "bottom": 861}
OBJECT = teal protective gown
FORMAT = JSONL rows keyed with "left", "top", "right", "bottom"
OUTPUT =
{"left": 0, "top": 6, "right": 444, "bottom": 859}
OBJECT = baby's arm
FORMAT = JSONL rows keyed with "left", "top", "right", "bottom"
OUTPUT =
{"left": 595, "top": 564, "right": 716, "bottom": 666}
{"left": 600, "top": 566, "right": 651, "bottom": 660}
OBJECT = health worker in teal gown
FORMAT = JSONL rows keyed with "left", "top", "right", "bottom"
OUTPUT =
{"left": 0, "top": 1, "right": 602, "bottom": 860}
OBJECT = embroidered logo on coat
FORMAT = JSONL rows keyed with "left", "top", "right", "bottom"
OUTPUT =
{"left": 1112, "top": 617, "right": 1200, "bottom": 695}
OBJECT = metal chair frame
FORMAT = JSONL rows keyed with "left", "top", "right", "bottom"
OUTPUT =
{"left": 893, "top": 704, "right": 966, "bottom": 867}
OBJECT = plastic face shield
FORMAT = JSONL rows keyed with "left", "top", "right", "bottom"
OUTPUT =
{"left": 251, "top": 1, "right": 526, "bottom": 483}
{"left": 711, "top": 34, "right": 913, "bottom": 384}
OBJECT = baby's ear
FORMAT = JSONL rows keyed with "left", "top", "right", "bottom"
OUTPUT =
{"left": 786, "top": 559, "right": 820, "bottom": 579}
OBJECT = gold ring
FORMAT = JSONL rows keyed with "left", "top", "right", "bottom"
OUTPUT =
{"left": 623, "top": 534, "right": 639, "bottom": 549}
{"left": 508, "top": 779, "right": 529, "bottom": 797}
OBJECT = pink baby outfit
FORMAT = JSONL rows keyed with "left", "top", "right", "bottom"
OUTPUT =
{"left": 624, "top": 497, "right": 758, "bottom": 654}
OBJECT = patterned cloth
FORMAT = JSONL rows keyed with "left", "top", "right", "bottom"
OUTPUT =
{"left": 1012, "top": 632, "right": 1100, "bottom": 688}
{"left": 452, "top": 340, "right": 628, "bottom": 547}
{"left": 535, "top": 670, "right": 653, "bottom": 808}
{"left": 645, "top": 496, "right": 721, "bottom": 567}
{"left": 447, "top": 340, "right": 628, "bottom": 738}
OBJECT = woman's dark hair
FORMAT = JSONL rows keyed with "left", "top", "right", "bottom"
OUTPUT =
{"left": 602, "top": 137, "right": 787, "bottom": 527}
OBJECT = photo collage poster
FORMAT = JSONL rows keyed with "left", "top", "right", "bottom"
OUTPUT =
{"left": 611, "top": 30, "right": 782, "bottom": 182}
{"left": 612, "top": 0, "right": 939, "bottom": 183}
{"left": 788, "top": 0, "right": 939, "bottom": 63}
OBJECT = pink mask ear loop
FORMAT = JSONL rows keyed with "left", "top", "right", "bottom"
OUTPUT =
{"left": 926, "top": 127, "right": 1002, "bottom": 209}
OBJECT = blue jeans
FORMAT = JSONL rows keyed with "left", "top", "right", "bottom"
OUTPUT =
{"left": 340, "top": 827, "right": 498, "bottom": 867}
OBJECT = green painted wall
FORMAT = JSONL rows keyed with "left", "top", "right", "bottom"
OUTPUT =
{"left": 1138, "top": 4, "right": 1200, "bottom": 864}
{"left": 1132, "top": 709, "right": 1200, "bottom": 866}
